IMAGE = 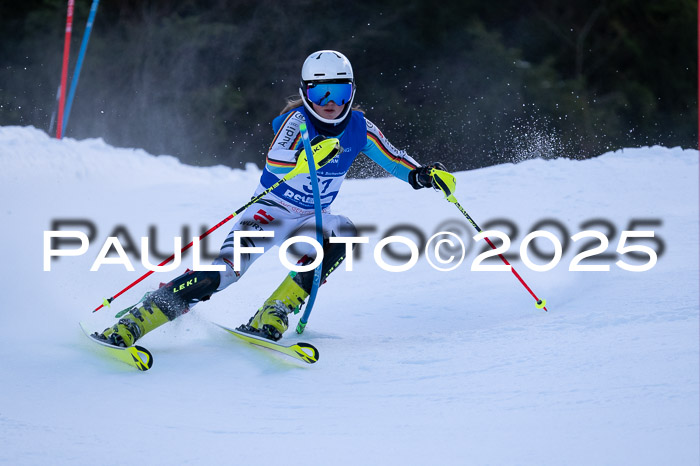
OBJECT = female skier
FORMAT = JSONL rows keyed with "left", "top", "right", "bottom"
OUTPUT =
{"left": 96, "top": 50, "right": 449, "bottom": 346}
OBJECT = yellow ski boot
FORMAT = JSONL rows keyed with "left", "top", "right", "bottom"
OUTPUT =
{"left": 247, "top": 273, "right": 309, "bottom": 341}
{"left": 95, "top": 270, "right": 222, "bottom": 347}
{"left": 99, "top": 300, "right": 171, "bottom": 347}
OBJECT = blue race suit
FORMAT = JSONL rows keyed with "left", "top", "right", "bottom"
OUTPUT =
{"left": 254, "top": 106, "right": 420, "bottom": 212}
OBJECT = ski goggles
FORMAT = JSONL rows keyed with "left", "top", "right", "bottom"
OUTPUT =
{"left": 305, "top": 82, "right": 353, "bottom": 106}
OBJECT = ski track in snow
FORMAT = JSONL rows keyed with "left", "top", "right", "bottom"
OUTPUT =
{"left": 0, "top": 125, "right": 697, "bottom": 465}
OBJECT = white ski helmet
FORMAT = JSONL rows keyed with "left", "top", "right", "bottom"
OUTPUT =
{"left": 298, "top": 50, "right": 356, "bottom": 125}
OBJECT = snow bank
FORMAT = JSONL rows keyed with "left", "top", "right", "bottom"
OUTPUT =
{"left": 0, "top": 126, "right": 697, "bottom": 466}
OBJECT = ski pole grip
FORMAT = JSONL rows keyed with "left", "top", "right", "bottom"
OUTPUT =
{"left": 430, "top": 169, "right": 457, "bottom": 203}
{"left": 290, "top": 127, "right": 341, "bottom": 177}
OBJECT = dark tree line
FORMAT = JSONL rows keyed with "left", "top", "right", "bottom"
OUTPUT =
{"left": 0, "top": 0, "right": 696, "bottom": 174}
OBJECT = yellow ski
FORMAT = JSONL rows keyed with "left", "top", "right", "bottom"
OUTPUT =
{"left": 214, "top": 322, "right": 319, "bottom": 364}
{"left": 79, "top": 322, "right": 153, "bottom": 371}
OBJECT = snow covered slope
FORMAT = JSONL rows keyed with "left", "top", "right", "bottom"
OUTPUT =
{"left": 0, "top": 125, "right": 698, "bottom": 465}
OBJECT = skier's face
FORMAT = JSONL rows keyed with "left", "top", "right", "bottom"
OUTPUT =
{"left": 312, "top": 101, "right": 344, "bottom": 120}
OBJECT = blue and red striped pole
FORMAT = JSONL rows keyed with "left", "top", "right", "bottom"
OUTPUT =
{"left": 55, "top": 0, "right": 75, "bottom": 139}
{"left": 62, "top": 0, "right": 100, "bottom": 136}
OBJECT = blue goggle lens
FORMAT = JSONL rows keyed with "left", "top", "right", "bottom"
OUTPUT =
{"left": 306, "top": 82, "right": 353, "bottom": 106}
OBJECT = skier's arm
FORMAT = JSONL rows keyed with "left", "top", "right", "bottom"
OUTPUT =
{"left": 265, "top": 112, "right": 304, "bottom": 177}
{"left": 362, "top": 118, "right": 420, "bottom": 182}
{"left": 363, "top": 118, "right": 448, "bottom": 190}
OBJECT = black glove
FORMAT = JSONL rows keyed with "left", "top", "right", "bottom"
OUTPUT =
{"left": 408, "top": 162, "right": 447, "bottom": 190}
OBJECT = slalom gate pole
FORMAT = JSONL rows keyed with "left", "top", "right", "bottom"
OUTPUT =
{"left": 56, "top": 0, "right": 75, "bottom": 139}
{"left": 296, "top": 123, "right": 324, "bottom": 334}
{"left": 430, "top": 169, "right": 548, "bottom": 311}
{"left": 48, "top": 85, "right": 61, "bottom": 135}
{"left": 62, "top": 0, "right": 100, "bottom": 136}
{"left": 93, "top": 140, "right": 341, "bottom": 313}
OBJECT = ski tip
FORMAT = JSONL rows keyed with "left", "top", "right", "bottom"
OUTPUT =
{"left": 131, "top": 346, "right": 154, "bottom": 371}
{"left": 293, "top": 342, "right": 319, "bottom": 364}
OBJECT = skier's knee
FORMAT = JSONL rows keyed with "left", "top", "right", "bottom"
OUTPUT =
{"left": 213, "top": 256, "right": 242, "bottom": 289}
{"left": 328, "top": 215, "right": 357, "bottom": 239}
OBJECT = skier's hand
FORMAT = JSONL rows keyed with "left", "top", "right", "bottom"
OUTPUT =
{"left": 409, "top": 162, "right": 448, "bottom": 190}
{"left": 290, "top": 135, "right": 342, "bottom": 175}
{"left": 294, "top": 135, "right": 327, "bottom": 160}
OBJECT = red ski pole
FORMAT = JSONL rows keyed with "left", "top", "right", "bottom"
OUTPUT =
{"left": 93, "top": 137, "right": 342, "bottom": 312}
{"left": 92, "top": 213, "right": 235, "bottom": 312}
{"left": 430, "top": 168, "right": 548, "bottom": 311}
{"left": 56, "top": 0, "right": 75, "bottom": 139}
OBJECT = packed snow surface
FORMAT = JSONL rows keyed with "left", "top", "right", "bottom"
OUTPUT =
{"left": 0, "top": 126, "right": 698, "bottom": 465}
